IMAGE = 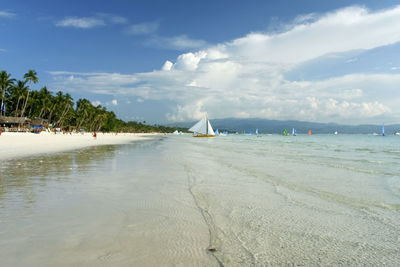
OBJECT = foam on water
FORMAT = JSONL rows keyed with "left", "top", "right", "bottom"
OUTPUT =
{"left": 1, "top": 134, "right": 400, "bottom": 266}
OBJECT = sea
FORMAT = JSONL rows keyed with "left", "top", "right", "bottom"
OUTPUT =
{"left": 1, "top": 134, "right": 400, "bottom": 266}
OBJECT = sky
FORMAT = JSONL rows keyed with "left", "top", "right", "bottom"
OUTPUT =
{"left": 1, "top": 0, "right": 400, "bottom": 124}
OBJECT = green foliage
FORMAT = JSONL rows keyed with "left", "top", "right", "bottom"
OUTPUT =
{"left": 1, "top": 70, "right": 177, "bottom": 133}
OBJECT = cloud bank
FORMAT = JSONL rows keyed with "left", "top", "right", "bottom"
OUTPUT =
{"left": 50, "top": 5, "right": 400, "bottom": 124}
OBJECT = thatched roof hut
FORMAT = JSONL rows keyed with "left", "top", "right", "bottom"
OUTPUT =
{"left": 0, "top": 116, "right": 30, "bottom": 127}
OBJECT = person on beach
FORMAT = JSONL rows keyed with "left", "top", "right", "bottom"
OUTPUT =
{"left": 93, "top": 132, "right": 97, "bottom": 139}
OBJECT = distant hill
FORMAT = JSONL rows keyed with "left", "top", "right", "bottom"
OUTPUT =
{"left": 169, "top": 118, "right": 400, "bottom": 134}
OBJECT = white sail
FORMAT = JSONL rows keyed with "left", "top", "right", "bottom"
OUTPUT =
{"left": 189, "top": 117, "right": 207, "bottom": 134}
{"left": 189, "top": 116, "right": 215, "bottom": 135}
{"left": 207, "top": 120, "right": 215, "bottom": 135}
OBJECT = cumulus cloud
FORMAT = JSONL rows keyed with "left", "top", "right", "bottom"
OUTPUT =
{"left": 50, "top": 5, "right": 400, "bottom": 124}
{"left": 162, "top": 60, "right": 173, "bottom": 71}
{"left": 56, "top": 17, "right": 105, "bottom": 28}
{"left": 0, "top": 10, "right": 15, "bottom": 18}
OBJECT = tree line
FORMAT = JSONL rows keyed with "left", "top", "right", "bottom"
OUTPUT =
{"left": 0, "top": 69, "right": 177, "bottom": 133}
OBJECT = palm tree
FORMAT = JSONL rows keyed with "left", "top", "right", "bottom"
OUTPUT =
{"left": 20, "top": 69, "right": 38, "bottom": 118}
{"left": 9, "top": 80, "right": 29, "bottom": 118}
{"left": 75, "top": 98, "right": 93, "bottom": 130}
{"left": 37, "top": 87, "right": 53, "bottom": 120}
{"left": 0, "top": 70, "right": 15, "bottom": 116}
{"left": 54, "top": 92, "right": 74, "bottom": 128}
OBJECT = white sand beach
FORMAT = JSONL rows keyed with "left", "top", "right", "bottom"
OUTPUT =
{"left": 0, "top": 132, "right": 157, "bottom": 160}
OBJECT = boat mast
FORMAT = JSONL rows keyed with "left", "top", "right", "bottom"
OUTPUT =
{"left": 206, "top": 115, "right": 208, "bottom": 135}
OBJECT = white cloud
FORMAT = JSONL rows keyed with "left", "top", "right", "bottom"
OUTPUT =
{"left": 0, "top": 10, "right": 15, "bottom": 18}
{"left": 162, "top": 60, "right": 173, "bottom": 71}
{"left": 227, "top": 5, "right": 400, "bottom": 64}
{"left": 50, "top": 5, "right": 400, "bottom": 124}
{"left": 145, "top": 35, "right": 207, "bottom": 50}
{"left": 56, "top": 17, "right": 105, "bottom": 28}
{"left": 173, "top": 51, "right": 207, "bottom": 71}
{"left": 0, "top": 48, "right": 7, "bottom": 52}
{"left": 91, "top": 100, "right": 102, "bottom": 106}
{"left": 125, "top": 21, "right": 159, "bottom": 35}
{"left": 96, "top": 13, "right": 128, "bottom": 24}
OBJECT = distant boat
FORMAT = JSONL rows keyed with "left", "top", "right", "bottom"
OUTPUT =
{"left": 189, "top": 115, "right": 216, "bottom": 137}
{"left": 215, "top": 129, "right": 219, "bottom": 135}
{"left": 382, "top": 123, "right": 385, "bottom": 136}
{"left": 173, "top": 130, "right": 179, "bottom": 135}
{"left": 282, "top": 128, "right": 289, "bottom": 136}
{"left": 292, "top": 128, "right": 296, "bottom": 136}
{"left": 255, "top": 128, "right": 259, "bottom": 135}
{"left": 308, "top": 130, "right": 312, "bottom": 135}
{"left": 395, "top": 131, "right": 400, "bottom": 136}
{"left": 248, "top": 130, "right": 253, "bottom": 134}
{"left": 334, "top": 131, "right": 338, "bottom": 135}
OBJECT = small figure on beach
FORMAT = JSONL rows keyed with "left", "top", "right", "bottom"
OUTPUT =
{"left": 93, "top": 132, "right": 97, "bottom": 139}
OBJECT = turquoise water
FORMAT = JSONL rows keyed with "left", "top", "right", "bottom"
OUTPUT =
{"left": 1, "top": 134, "right": 400, "bottom": 266}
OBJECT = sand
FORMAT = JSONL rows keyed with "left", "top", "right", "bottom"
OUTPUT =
{"left": 0, "top": 131, "right": 157, "bottom": 160}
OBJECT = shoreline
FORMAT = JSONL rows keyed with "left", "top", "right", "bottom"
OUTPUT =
{"left": 0, "top": 132, "right": 161, "bottom": 160}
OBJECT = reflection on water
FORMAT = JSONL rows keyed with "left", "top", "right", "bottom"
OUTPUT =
{"left": 0, "top": 145, "right": 118, "bottom": 206}
{"left": 0, "top": 136, "right": 216, "bottom": 267}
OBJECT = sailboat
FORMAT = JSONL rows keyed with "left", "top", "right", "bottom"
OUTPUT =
{"left": 382, "top": 123, "right": 385, "bottom": 136}
{"left": 255, "top": 129, "right": 259, "bottom": 135}
{"left": 215, "top": 129, "right": 219, "bottom": 135}
{"left": 282, "top": 128, "right": 289, "bottom": 136}
{"left": 189, "top": 115, "right": 216, "bottom": 137}
{"left": 292, "top": 128, "right": 296, "bottom": 136}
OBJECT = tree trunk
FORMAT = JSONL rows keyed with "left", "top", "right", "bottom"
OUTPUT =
{"left": 20, "top": 90, "right": 30, "bottom": 118}
{"left": 56, "top": 104, "right": 70, "bottom": 127}
{"left": 48, "top": 107, "right": 55, "bottom": 126}
{"left": 15, "top": 96, "right": 22, "bottom": 118}
{"left": 1, "top": 89, "right": 4, "bottom": 116}
{"left": 38, "top": 107, "right": 44, "bottom": 119}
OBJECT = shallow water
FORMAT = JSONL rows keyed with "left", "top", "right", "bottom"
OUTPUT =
{"left": 1, "top": 134, "right": 400, "bottom": 266}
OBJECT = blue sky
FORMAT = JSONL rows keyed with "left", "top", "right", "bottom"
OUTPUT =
{"left": 1, "top": 0, "right": 400, "bottom": 124}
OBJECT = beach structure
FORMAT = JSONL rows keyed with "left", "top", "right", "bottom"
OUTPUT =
{"left": 189, "top": 115, "right": 216, "bottom": 137}
{"left": 0, "top": 116, "right": 30, "bottom": 130}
